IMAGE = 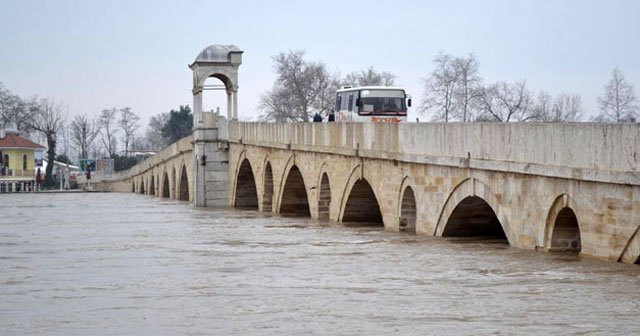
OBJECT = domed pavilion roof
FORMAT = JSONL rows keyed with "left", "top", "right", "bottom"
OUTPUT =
{"left": 193, "top": 45, "right": 242, "bottom": 63}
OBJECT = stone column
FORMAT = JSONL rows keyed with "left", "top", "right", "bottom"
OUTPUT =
{"left": 227, "top": 90, "right": 233, "bottom": 120}
{"left": 193, "top": 86, "right": 203, "bottom": 125}
{"left": 232, "top": 89, "right": 238, "bottom": 120}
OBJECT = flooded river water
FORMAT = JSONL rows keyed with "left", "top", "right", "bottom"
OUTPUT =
{"left": 1, "top": 193, "right": 639, "bottom": 335}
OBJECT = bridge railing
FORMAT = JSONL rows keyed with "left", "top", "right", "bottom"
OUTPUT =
{"left": 229, "top": 121, "right": 640, "bottom": 185}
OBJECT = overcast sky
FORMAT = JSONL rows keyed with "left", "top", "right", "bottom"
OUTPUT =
{"left": 1, "top": 0, "right": 638, "bottom": 126}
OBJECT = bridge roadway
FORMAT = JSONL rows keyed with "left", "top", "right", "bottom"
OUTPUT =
{"left": 96, "top": 121, "right": 640, "bottom": 265}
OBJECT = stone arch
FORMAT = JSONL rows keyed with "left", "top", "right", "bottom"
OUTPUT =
{"left": 149, "top": 174, "right": 156, "bottom": 196}
{"left": 262, "top": 160, "right": 274, "bottom": 212}
{"left": 435, "top": 178, "right": 513, "bottom": 244}
{"left": 234, "top": 158, "right": 258, "bottom": 209}
{"left": 337, "top": 164, "right": 363, "bottom": 220}
{"left": 200, "top": 76, "right": 230, "bottom": 117}
{"left": 161, "top": 170, "right": 170, "bottom": 198}
{"left": 177, "top": 164, "right": 190, "bottom": 201}
{"left": 140, "top": 180, "right": 145, "bottom": 195}
{"left": 337, "top": 163, "right": 384, "bottom": 226}
{"left": 341, "top": 178, "right": 383, "bottom": 225}
{"left": 274, "top": 153, "right": 296, "bottom": 213}
{"left": 317, "top": 172, "right": 331, "bottom": 221}
{"left": 543, "top": 194, "right": 581, "bottom": 252}
{"left": 279, "top": 165, "right": 310, "bottom": 217}
{"left": 398, "top": 178, "right": 417, "bottom": 233}
{"left": 337, "top": 164, "right": 383, "bottom": 225}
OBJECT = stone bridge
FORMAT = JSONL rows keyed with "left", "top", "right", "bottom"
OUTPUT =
{"left": 97, "top": 120, "right": 640, "bottom": 266}
{"left": 96, "top": 135, "right": 195, "bottom": 202}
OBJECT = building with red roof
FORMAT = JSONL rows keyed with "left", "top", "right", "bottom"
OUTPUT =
{"left": 0, "top": 129, "right": 46, "bottom": 192}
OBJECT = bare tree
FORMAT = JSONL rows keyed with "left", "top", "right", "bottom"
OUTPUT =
{"left": 97, "top": 108, "right": 118, "bottom": 157}
{"left": 0, "top": 83, "right": 32, "bottom": 133}
{"left": 420, "top": 53, "right": 458, "bottom": 122}
{"left": 145, "top": 112, "right": 169, "bottom": 150}
{"left": 314, "top": 72, "right": 341, "bottom": 117}
{"left": 532, "top": 92, "right": 583, "bottom": 122}
{"left": 478, "top": 81, "right": 533, "bottom": 122}
{"left": 551, "top": 94, "right": 583, "bottom": 122}
{"left": 130, "top": 135, "right": 150, "bottom": 153}
{"left": 531, "top": 91, "right": 553, "bottom": 121}
{"left": 452, "top": 54, "right": 483, "bottom": 122}
{"left": 259, "top": 50, "right": 339, "bottom": 122}
{"left": 27, "top": 97, "right": 66, "bottom": 186}
{"left": 70, "top": 114, "right": 98, "bottom": 159}
{"left": 118, "top": 107, "right": 140, "bottom": 156}
{"left": 595, "top": 68, "right": 638, "bottom": 122}
{"left": 343, "top": 66, "right": 396, "bottom": 87}
{"left": 259, "top": 87, "right": 300, "bottom": 122}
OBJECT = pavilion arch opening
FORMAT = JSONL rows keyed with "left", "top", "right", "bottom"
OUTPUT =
{"left": 262, "top": 162, "right": 273, "bottom": 212}
{"left": 149, "top": 175, "right": 155, "bottom": 196}
{"left": 442, "top": 196, "right": 507, "bottom": 241}
{"left": 234, "top": 159, "right": 258, "bottom": 209}
{"left": 279, "top": 165, "right": 310, "bottom": 217}
{"left": 549, "top": 207, "right": 581, "bottom": 252}
{"left": 140, "top": 181, "right": 145, "bottom": 195}
{"left": 131, "top": 182, "right": 135, "bottom": 193}
{"left": 161, "top": 172, "right": 170, "bottom": 198}
{"left": 178, "top": 165, "right": 189, "bottom": 201}
{"left": 202, "top": 76, "right": 231, "bottom": 117}
{"left": 318, "top": 173, "right": 331, "bottom": 221}
{"left": 342, "top": 179, "right": 383, "bottom": 226}
{"left": 399, "top": 186, "right": 416, "bottom": 233}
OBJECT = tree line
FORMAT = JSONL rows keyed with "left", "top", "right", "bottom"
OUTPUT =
{"left": 259, "top": 50, "right": 639, "bottom": 123}
{"left": 0, "top": 83, "right": 193, "bottom": 183}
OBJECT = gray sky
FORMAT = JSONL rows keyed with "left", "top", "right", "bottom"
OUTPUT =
{"left": 1, "top": 0, "right": 638, "bottom": 126}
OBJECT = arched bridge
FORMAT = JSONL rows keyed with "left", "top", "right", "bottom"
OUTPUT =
{"left": 97, "top": 120, "right": 640, "bottom": 266}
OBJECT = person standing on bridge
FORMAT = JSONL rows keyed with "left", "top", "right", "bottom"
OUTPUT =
{"left": 328, "top": 109, "right": 335, "bottom": 122}
{"left": 313, "top": 112, "right": 323, "bottom": 122}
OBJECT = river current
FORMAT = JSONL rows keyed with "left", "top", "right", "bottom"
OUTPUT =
{"left": 1, "top": 193, "right": 639, "bottom": 335}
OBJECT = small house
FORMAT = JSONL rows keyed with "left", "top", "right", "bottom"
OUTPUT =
{"left": 0, "top": 128, "right": 46, "bottom": 192}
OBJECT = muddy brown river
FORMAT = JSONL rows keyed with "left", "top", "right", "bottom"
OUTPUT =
{"left": 1, "top": 193, "right": 639, "bottom": 335}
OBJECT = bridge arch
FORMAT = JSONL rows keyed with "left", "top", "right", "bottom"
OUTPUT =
{"left": 161, "top": 169, "right": 170, "bottom": 198}
{"left": 398, "top": 176, "right": 417, "bottom": 233}
{"left": 177, "top": 163, "right": 190, "bottom": 201}
{"left": 543, "top": 194, "right": 581, "bottom": 252}
{"left": 140, "top": 180, "right": 145, "bottom": 195}
{"left": 434, "top": 178, "right": 513, "bottom": 244}
{"left": 278, "top": 163, "right": 311, "bottom": 217}
{"left": 262, "top": 159, "right": 274, "bottom": 212}
{"left": 317, "top": 169, "right": 331, "bottom": 221}
{"left": 234, "top": 158, "right": 259, "bottom": 209}
{"left": 339, "top": 164, "right": 383, "bottom": 226}
{"left": 149, "top": 174, "right": 156, "bottom": 196}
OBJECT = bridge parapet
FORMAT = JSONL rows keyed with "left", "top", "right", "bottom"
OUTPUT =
{"left": 229, "top": 122, "right": 640, "bottom": 185}
{"left": 91, "top": 135, "right": 193, "bottom": 189}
